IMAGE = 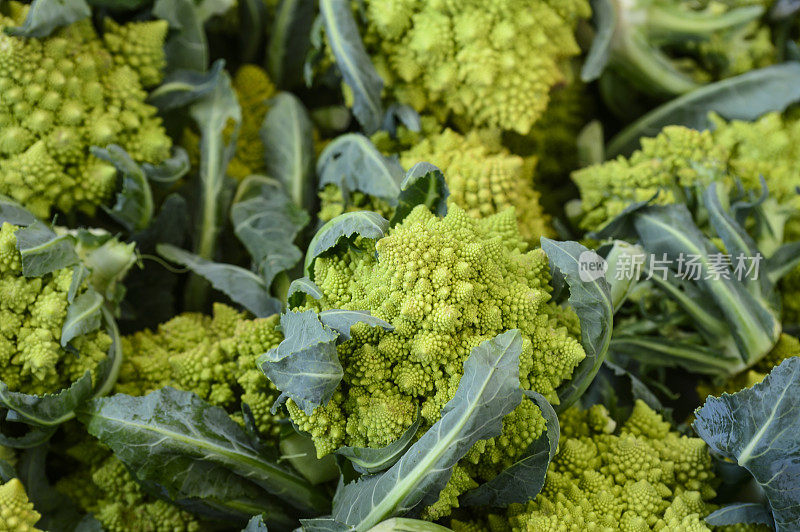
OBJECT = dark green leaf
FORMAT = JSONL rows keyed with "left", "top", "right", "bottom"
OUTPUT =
{"left": 280, "top": 431, "right": 340, "bottom": 485}
{"left": 231, "top": 176, "right": 309, "bottom": 287}
{"left": 540, "top": 239, "right": 614, "bottom": 412}
{"left": 92, "top": 145, "right": 154, "bottom": 232}
{"left": 0, "top": 459, "right": 14, "bottom": 482}
{"left": 631, "top": 205, "right": 779, "bottom": 369}
{"left": 336, "top": 408, "right": 422, "bottom": 475}
{"left": 318, "top": 310, "right": 394, "bottom": 340}
{"left": 193, "top": 0, "right": 235, "bottom": 21}
{"left": 705, "top": 503, "right": 776, "bottom": 528}
{"left": 461, "top": 391, "right": 558, "bottom": 507}
{"left": 304, "top": 212, "right": 389, "bottom": 277}
{"left": 581, "top": 0, "right": 614, "bottom": 82}
{"left": 317, "top": 134, "right": 403, "bottom": 205}
{"left": 694, "top": 357, "right": 800, "bottom": 532}
{"left": 0, "top": 372, "right": 93, "bottom": 427}
{"left": 61, "top": 290, "right": 103, "bottom": 346}
{"left": 268, "top": 0, "right": 316, "bottom": 88}
{"left": 320, "top": 0, "right": 383, "bottom": 133}
{"left": 78, "top": 387, "right": 331, "bottom": 514}
{"left": 607, "top": 63, "right": 800, "bottom": 157}
{"left": 5, "top": 0, "right": 90, "bottom": 38}
{"left": 261, "top": 93, "right": 316, "bottom": 211}
{"left": 153, "top": 0, "right": 209, "bottom": 73}
{"left": 148, "top": 60, "right": 226, "bottom": 111}
{"left": 381, "top": 104, "right": 421, "bottom": 137}
{"left": 0, "top": 195, "right": 36, "bottom": 226}
{"left": 142, "top": 147, "right": 191, "bottom": 186}
{"left": 389, "top": 163, "right": 448, "bottom": 226}
{"left": 0, "top": 423, "right": 56, "bottom": 449}
{"left": 15, "top": 221, "right": 78, "bottom": 277}
{"left": 157, "top": 244, "right": 281, "bottom": 317}
{"left": 258, "top": 310, "right": 342, "bottom": 416}
{"left": 287, "top": 277, "right": 323, "bottom": 309}
{"left": 331, "top": 330, "right": 524, "bottom": 529}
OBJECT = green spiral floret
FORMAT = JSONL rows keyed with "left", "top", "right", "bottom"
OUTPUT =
{"left": 291, "top": 203, "right": 585, "bottom": 517}
{"left": 0, "top": 223, "right": 111, "bottom": 396}
{"left": 0, "top": 3, "right": 171, "bottom": 218}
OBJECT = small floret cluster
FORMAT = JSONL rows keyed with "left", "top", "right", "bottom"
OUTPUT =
{"left": 0, "top": 3, "right": 171, "bottom": 217}
{"left": 0, "top": 223, "right": 111, "bottom": 395}
{"left": 322, "top": 124, "right": 554, "bottom": 243}
{"left": 291, "top": 203, "right": 585, "bottom": 516}
{"left": 0, "top": 478, "right": 42, "bottom": 532}
{"left": 398, "top": 129, "right": 552, "bottom": 243}
{"left": 453, "top": 401, "right": 769, "bottom": 532}
{"left": 117, "top": 303, "right": 285, "bottom": 439}
{"left": 357, "top": 0, "right": 589, "bottom": 133}
{"left": 572, "top": 112, "right": 800, "bottom": 232}
{"left": 508, "top": 401, "right": 719, "bottom": 530}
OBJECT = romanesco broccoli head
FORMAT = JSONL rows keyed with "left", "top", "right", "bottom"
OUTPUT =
{"left": 0, "top": 223, "right": 112, "bottom": 395}
{"left": 291, "top": 203, "right": 585, "bottom": 516}
{"left": 505, "top": 401, "right": 723, "bottom": 531}
{"left": 357, "top": 0, "right": 589, "bottom": 133}
{"left": 117, "top": 303, "right": 285, "bottom": 439}
{"left": 0, "top": 478, "right": 42, "bottom": 532}
{"left": 572, "top": 111, "right": 800, "bottom": 233}
{"left": 183, "top": 64, "right": 276, "bottom": 181}
{"left": 0, "top": 4, "right": 171, "bottom": 218}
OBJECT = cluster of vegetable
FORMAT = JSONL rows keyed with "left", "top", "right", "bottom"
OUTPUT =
{"left": 1, "top": 0, "right": 799, "bottom": 531}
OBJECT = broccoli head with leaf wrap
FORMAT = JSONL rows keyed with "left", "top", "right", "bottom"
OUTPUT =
{"left": 0, "top": 2, "right": 171, "bottom": 218}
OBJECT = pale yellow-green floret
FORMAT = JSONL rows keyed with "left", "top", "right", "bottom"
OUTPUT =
{"left": 0, "top": 223, "right": 111, "bottom": 395}
{"left": 358, "top": 0, "right": 590, "bottom": 133}
{"left": 0, "top": 478, "right": 42, "bottom": 532}
{"left": 398, "top": 128, "right": 553, "bottom": 243}
{"left": 321, "top": 124, "right": 554, "bottom": 243}
{"left": 290, "top": 203, "right": 585, "bottom": 517}
{"left": 0, "top": 3, "right": 171, "bottom": 218}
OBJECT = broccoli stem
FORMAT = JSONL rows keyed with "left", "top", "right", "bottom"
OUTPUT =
{"left": 645, "top": 4, "right": 764, "bottom": 42}
{"left": 612, "top": 31, "right": 699, "bottom": 96}
{"left": 609, "top": 1, "right": 764, "bottom": 96}
{"left": 648, "top": 274, "right": 729, "bottom": 340}
{"left": 610, "top": 336, "right": 746, "bottom": 375}
{"left": 93, "top": 306, "right": 124, "bottom": 400}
